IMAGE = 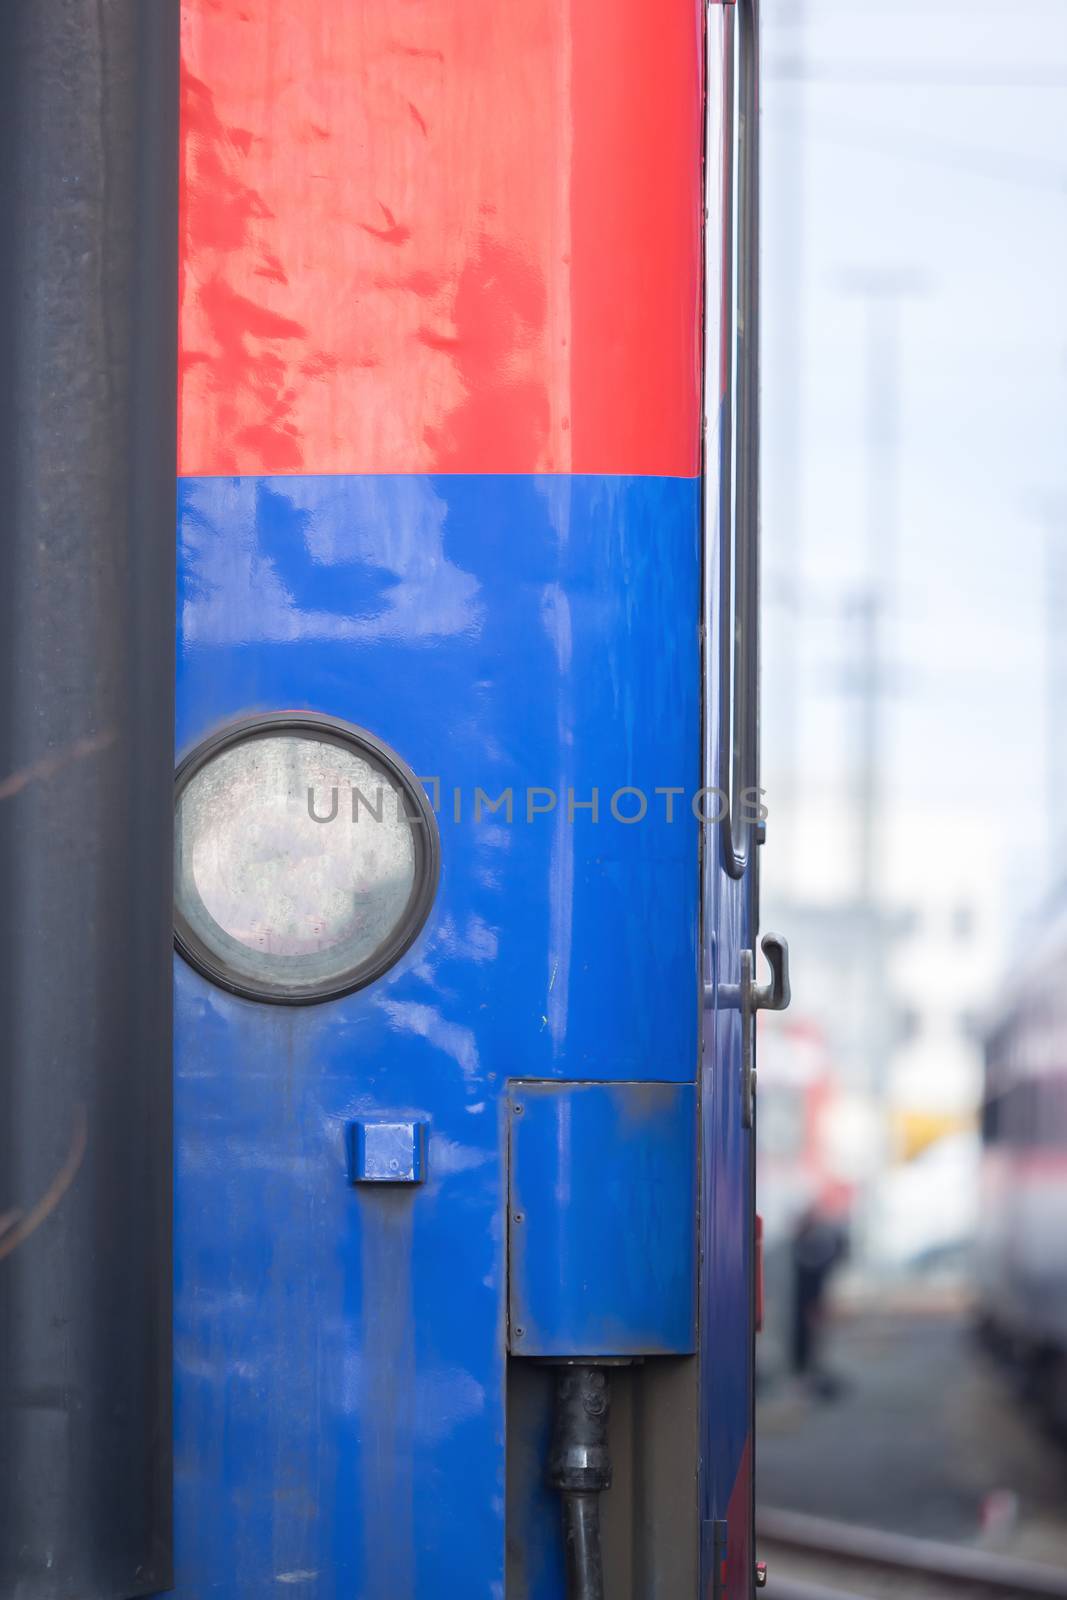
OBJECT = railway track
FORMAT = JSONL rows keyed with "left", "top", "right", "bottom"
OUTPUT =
{"left": 757, "top": 1506, "right": 1067, "bottom": 1600}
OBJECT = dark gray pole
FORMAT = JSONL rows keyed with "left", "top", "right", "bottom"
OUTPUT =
{"left": 0, "top": 3, "right": 177, "bottom": 1595}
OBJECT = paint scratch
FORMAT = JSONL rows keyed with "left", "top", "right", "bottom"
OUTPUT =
{"left": 0, "top": 730, "right": 117, "bottom": 802}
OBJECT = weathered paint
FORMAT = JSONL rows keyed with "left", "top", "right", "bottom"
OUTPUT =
{"left": 173, "top": 472, "right": 701, "bottom": 1596}
{"left": 507, "top": 1082, "right": 697, "bottom": 1360}
{"left": 179, "top": 0, "right": 703, "bottom": 479}
{"left": 172, "top": 1, "right": 755, "bottom": 1594}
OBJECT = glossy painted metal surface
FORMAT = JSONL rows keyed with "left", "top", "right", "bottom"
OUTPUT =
{"left": 699, "top": 5, "right": 760, "bottom": 1592}
{"left": 173, "top": 472, "right": 700, "bottom": 1597}
{"left": 345, "top": 1119, "right": 429, "bottom": 1185}
{"left": 178, "top": 0, "right": 702, "bottom": 478}
{"left": 171, "top": 1, "right": 746, "bottom": 1594}
{"left": 508, "top": 1083, "right": 697, "bottom": 1359}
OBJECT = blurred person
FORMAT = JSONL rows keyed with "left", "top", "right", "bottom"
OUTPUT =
{"left": 790, "top": 1196, "right": 849, "bottom": 1399}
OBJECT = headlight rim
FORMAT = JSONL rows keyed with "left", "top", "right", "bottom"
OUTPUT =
{"left": 173, "top": 710, "right": 440, "bottom": 1006}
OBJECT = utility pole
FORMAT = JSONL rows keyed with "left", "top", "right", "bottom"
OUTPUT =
{"left": 1031, "top": 494, "right": 1067, "bottom": 886}
{"left": 840, "top": 270, "right": 926, "bottom": 912}
{"left": 837, "top": 271, "right": 925, "bottom": 1267}
{"left": 1048, "top": 518, "right": 1067, "bottom": 886}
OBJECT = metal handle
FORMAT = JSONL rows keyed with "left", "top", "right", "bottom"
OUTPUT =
{"left": 751, "top": 932, "right": 790, "bottom": 1014}
{"left": 706, "top": 0, "right": 761, "bottom": 881}
{"left": 742, "top": 933, "right": 790, "bottom": 1127}
{"left": 711, "top": 934, "right": 790, "bottom": 1128}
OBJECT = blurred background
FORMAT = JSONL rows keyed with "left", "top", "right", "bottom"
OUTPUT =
{"left": 755, "top": 0, "right": 1067, "bottom": 1586}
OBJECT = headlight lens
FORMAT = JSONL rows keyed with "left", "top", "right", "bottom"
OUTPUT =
{"left": 174, "top": 717, "right": 438, "bottom": 1002}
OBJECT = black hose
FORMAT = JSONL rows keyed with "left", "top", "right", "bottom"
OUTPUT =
{"left": 547, "top": 1366, "right": 612, "bottom": 1600}
{"left": 560, "top": 1491, "right": 605, "bottom": 1600}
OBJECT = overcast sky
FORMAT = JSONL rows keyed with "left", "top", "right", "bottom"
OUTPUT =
{"left": 759, "top": 0, "right": 1067, "bottom": 959}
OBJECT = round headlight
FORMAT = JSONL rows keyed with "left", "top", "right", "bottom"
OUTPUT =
{"left": 174, "top": 714, "right": 438, "bottom": 1003}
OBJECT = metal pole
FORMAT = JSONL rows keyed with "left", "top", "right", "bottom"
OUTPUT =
{"left": 1034, "top": 498, "right": 1067, "bottom": 886}
{"left": 0, "top": 4, "right": 177, "bottom": 1595}
{"left": 838, "top": 272, "right": 923, "bottom": 1261}
{"left": 843, "top": 275, "right": 917, "bottom": 909}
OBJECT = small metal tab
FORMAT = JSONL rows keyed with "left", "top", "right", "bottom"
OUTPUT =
{"left": 345, "top": 1119, "right": 428, "bottom": 1184}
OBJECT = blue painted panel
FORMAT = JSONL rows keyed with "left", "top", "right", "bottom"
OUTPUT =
{"left": 508, "top": 1082, "right": 697, "bottom": 1359}
{"left": 173, "top": 472, "right": 701, "bottom": 1598}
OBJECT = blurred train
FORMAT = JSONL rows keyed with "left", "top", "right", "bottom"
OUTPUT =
{"left": 979, "top": 908, "right": 1067, "bottom": 1436}
{"left": 1, "top": 2, "right": 784, "bottom": 1598}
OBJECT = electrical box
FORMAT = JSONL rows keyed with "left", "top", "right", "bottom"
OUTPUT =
{"left": 507, "top": 1081, "right": 697, "bottom": 1359}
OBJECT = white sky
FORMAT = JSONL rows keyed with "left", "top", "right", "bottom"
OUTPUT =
{"left": 760, "top": 0, "right": 1067, "bottom": 958}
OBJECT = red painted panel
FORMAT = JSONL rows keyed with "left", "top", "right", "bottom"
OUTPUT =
{"left": 722, "top": 1434, "right": 753, "bottom": 1600}
{"left": 179, "top": 0, "right": 703, "bottom": 478}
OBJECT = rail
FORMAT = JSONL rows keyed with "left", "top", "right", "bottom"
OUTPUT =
{"left": 758, "top": 1506, "right": 1067, "bottom": 1598}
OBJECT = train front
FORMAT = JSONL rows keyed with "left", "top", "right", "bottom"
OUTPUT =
{"left": 1, "top": 3, "right": 764, "bottom": 1597}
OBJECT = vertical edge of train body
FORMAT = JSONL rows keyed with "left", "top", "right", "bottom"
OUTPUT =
{"left": 2, "top": 1, "right": 760, "bottom": 1597}
{"left": 702, "top": 3, "right": 761, "bottom": 1596}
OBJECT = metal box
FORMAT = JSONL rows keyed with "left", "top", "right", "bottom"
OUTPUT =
{"left": 507, "top": 1082, "right": 697, "bottom": 1359}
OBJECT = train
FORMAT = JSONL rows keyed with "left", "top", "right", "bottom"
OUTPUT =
{"left": 979, "top": 905, "right": 1067, "bottom": 1439}
{"left": 0, "top": 2, "right": 783, "bottom": 1597}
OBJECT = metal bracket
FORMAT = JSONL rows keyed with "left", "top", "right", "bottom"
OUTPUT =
{"left": 345, "top": 1119, "right": 428, "bottom": 1184}
{"left": 709, "top": 933, "right": 791, "bottom": 1129}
